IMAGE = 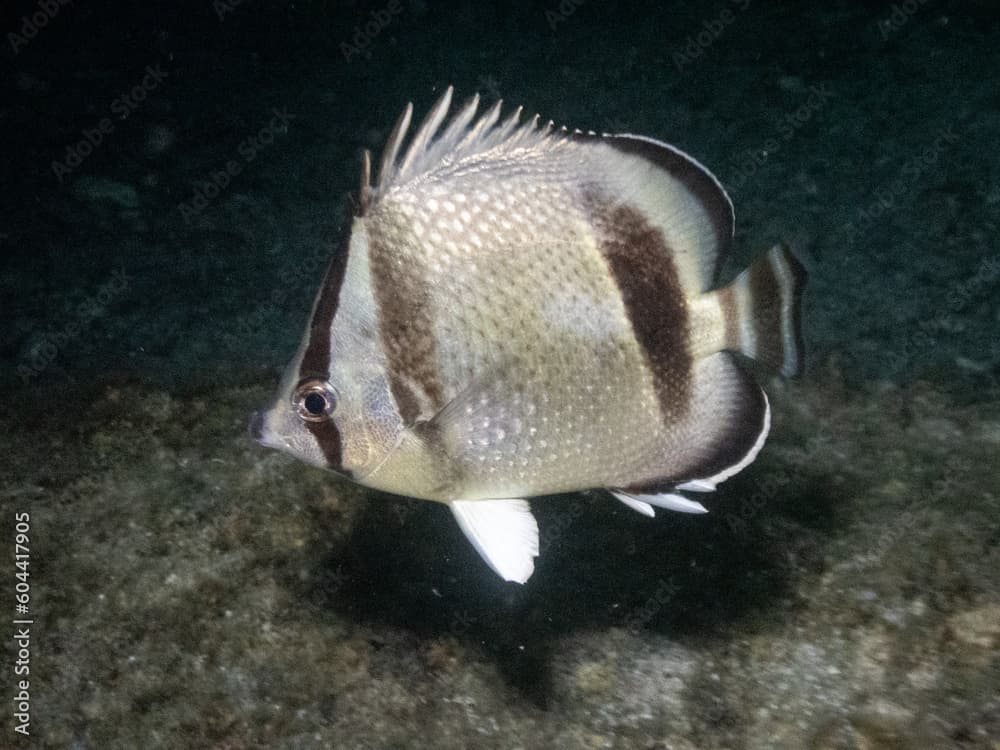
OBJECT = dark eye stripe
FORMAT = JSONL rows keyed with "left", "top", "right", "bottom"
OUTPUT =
{"left": 300, "top": 229, "right": 352, "bottom": 378}
{"left": 305, "top": 419, "right": 347, "bottom": 475}
{"left": 298, "top": 229, "right": 352, "bottom": 473}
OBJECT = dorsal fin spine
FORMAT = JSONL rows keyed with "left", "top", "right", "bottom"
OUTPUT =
{"left": 397, "top": 86, "right": 453, "bottom": 180}
{"left": 455, "top": 98, "right": 503, "bottom": 153}
{"left": 367, "top": 89, "right": 560, "bottom": 208}
{"left": 377, "top": 101, "right": 413, "bottom": 189}
{"left": 359, "top": 149, "right": 372, "bottom": 211}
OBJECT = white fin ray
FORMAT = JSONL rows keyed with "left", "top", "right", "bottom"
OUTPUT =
{"left": 506, "top": 114, "right": 548, "bottom": 149}
{"left": 454, "top": 98, "right": 504, "bottom": 154}
{"left": 367, "top": 90, "right": 561, "bottom": 209}
{"left": 611, "top": 490, "right": 708, "bottom": 515}
{"left": 450, "top": 499, "right": 539, "bottom": 583}
{"left": 612, "top": 491, "right": 656, "bottom": 517}
{"left": 361, "top": 86, "right": 584, "bottom": 212}
{"left": 396, "top": 86, "right": 453, "bottom": 181}
{"left": 484, "top": 105, "right": 524, "bottom": 148}
{"left": 421, "top": 93, "right": 480, "bottom": 167}
{"left": 503, "top": 115, "right": 537, "bottom": 149}
{"left": 675, "top": 479, "right": 717, "bottom": 492}
{"left": 377, "top": 102, "right": 413, "bottom": 191}
{"left": 360, "top": 148, "right": 373, "bottom": 204}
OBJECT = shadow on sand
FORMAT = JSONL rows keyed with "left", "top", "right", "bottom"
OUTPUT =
{"left": 292, "top": 464, "right": 842, "bottom": 705}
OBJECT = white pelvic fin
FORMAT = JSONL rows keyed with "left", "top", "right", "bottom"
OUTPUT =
{"left": 611, "top": 491, "right": 656, "bottom": 517}
{"left": 612, "top": 490, "right": 708, "bottom": 515}
{"left": 449, "top": 499, "right": 539, "bottom": 584}
{"left": 675, "top": 479, "right": 717, "bottom": 492}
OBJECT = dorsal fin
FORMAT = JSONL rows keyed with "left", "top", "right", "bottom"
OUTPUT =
{"left": 595, "top": 133, "right": 735, "bottom": 288}
{"left": 455, "top": 98, "right": 503, "bottom": 153}
{"left": 362, "top": 87, "right": 557, "bottom": 213}
{"left": 361, "top": 89, "right": 732, "bottom": 292}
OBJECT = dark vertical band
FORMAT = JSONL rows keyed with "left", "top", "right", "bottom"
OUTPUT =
{"left": 367, "top": 222, "right": 445, "bottom": 426}
{"left": 582, "top": 188, "right": 692, "bottom": 423}
{"left": 583, "top": 133, "right": 734, "bottom": 283}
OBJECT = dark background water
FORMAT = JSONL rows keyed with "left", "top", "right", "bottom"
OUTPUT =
{"left": 3, "top": 0, "right": 998, "bottom": 397}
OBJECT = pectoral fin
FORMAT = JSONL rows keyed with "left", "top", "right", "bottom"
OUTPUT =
{"left": 449, "top": 498, "right": 539, "bottom": 583}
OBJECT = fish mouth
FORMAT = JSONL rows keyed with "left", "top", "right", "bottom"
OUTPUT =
{"left": 248, "top": 410, "right": 289, "bottom": 451}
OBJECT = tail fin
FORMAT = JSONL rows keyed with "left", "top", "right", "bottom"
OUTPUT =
{"left": 707, "top": 244, "right": 807, "bottom": 377}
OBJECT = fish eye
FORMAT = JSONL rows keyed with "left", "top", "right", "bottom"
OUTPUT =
{"left": 292, "top": 379, "right": 338, "bottom": 422}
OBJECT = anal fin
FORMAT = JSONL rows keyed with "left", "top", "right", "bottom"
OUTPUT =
{"left": 449, "top": 499, "right": 539, "bottom": 583}
{"left": 612, "top": 491, "right": 656, "bottom": 517}
{"left": 611, "top": 490, "right": 708, "bottom": 515}
{"left": 676, "top": 479, "right": 717, "bottom": 492}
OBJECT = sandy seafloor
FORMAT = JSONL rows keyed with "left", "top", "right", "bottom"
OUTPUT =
{"left": 2, "top": 1, "right": 999, "bottom": 748}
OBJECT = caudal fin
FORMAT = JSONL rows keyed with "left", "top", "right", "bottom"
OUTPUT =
{"left": 715, "top": 243, "right": 807, "bottom": 377}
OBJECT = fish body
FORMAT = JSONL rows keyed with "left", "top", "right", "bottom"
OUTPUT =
{"left": 252, "top": 86, "right": 806, "bottom": 583}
